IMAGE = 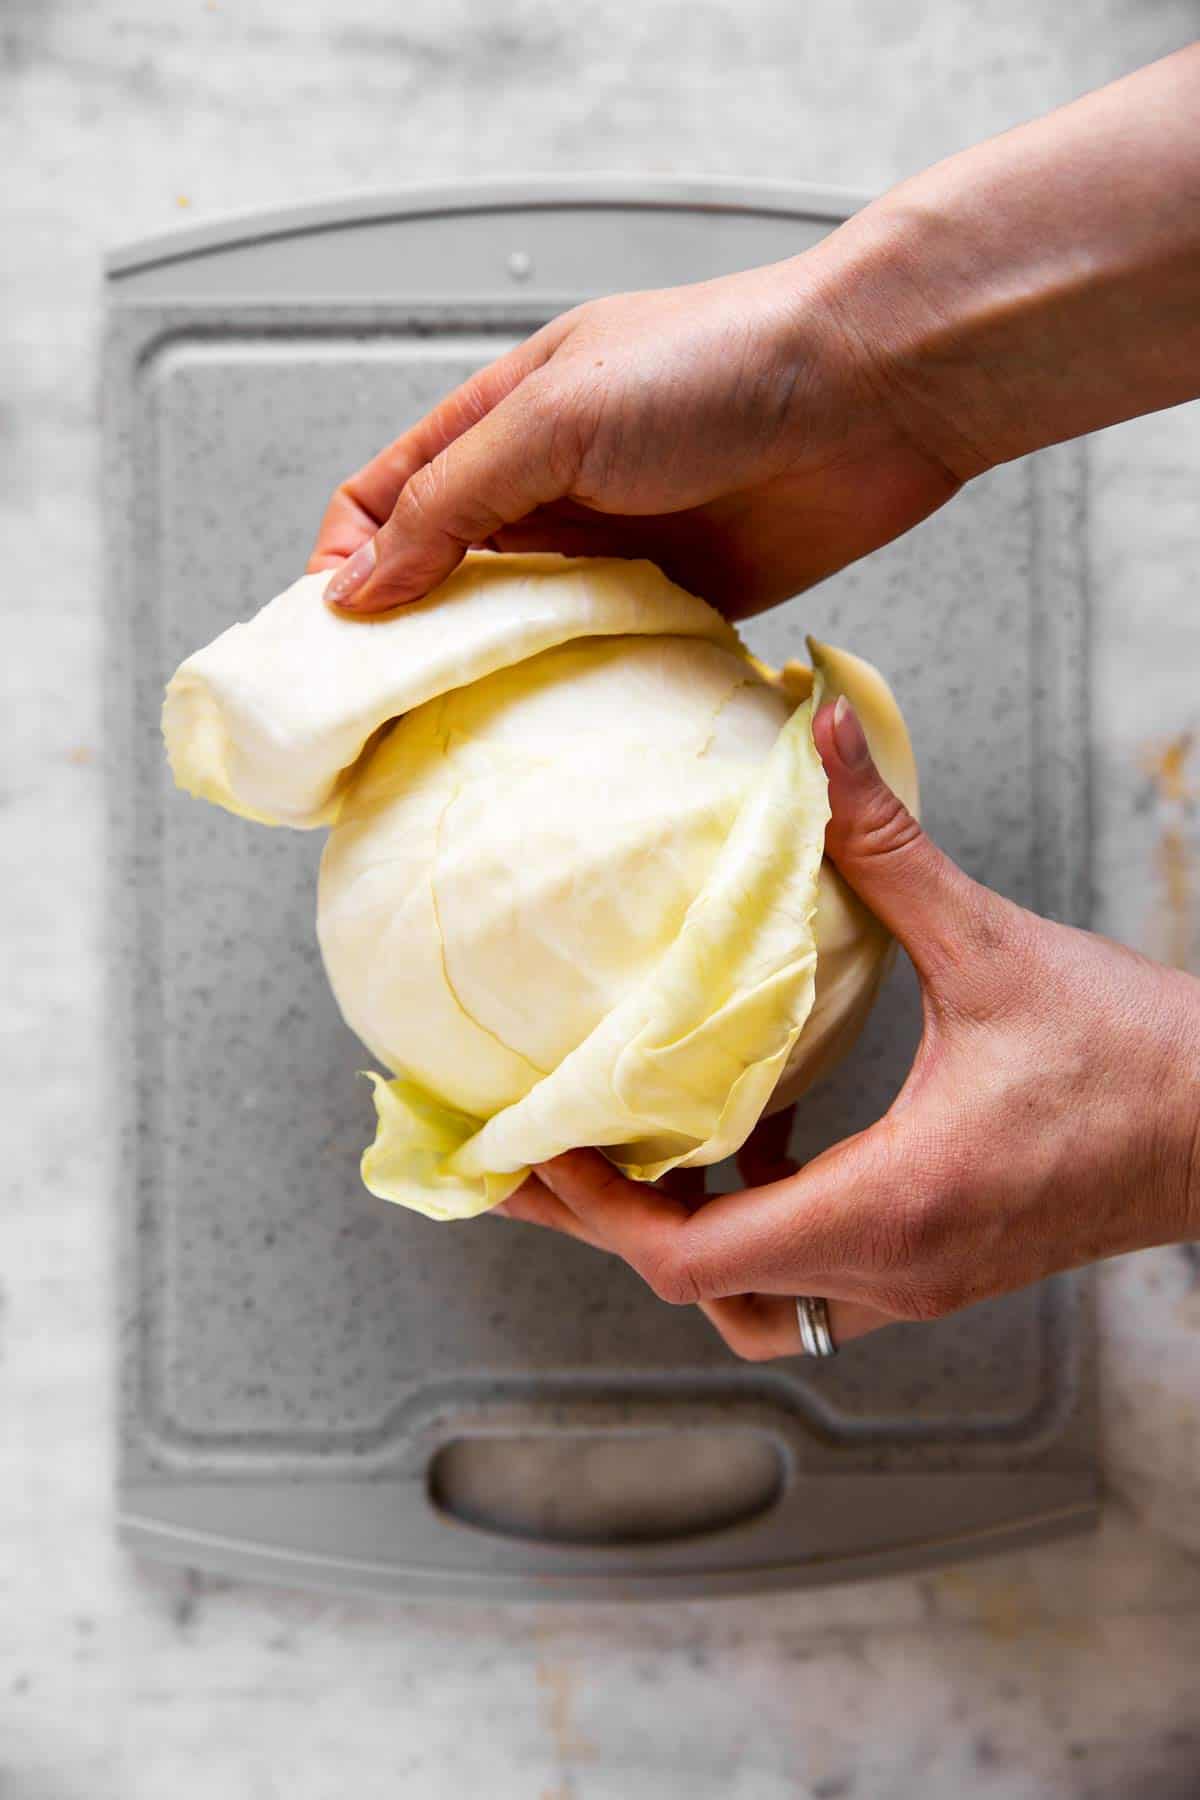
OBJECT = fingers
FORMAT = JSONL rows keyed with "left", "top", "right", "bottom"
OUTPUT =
{"left": 498, "top": 1164, "right": 897, "bottom": 1362}
{"left": 327, "top": 378, "right": 583, "bottom": 611}
{"left": 699, "top": 1294, "right": 895, "bottom": 1360}
{"left": 812, "top": 697, "right": 1002, "bottom": 989}
{"left": 500, "top": 1167, "right": 705, "bottom": 1240}
{"left": 317, "top": 320, "right": 580, "bottom": 612}
{"left": 308, "top": 484, "right": 381, "bottom": 572}
{"left": 495, "top": 1174, "right": 609, "bottom": 1253}
{"left": 677, "top": 1136, "right": 901, "bottom": 1302}
{"left": 310, "top": 321, "right": 573, "bottom": 576}
{"left": 531, "top": 1136, "right": 901, "bottom": 1308}
{"left": 531, "top": 1150, "right": 697, "bottom": 1297}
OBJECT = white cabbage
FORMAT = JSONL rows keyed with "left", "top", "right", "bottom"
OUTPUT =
{"left": 164, "top": 553, "right": 917, "bottom": 1220}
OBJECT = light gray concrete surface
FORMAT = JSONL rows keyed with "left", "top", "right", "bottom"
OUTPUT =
{"left": 4, "top": 3, "right": 1200, "bottom": 1796}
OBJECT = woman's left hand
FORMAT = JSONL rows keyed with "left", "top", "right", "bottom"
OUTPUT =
{"left": 497, "top": 699, "right": 1200, "bottom": 1358}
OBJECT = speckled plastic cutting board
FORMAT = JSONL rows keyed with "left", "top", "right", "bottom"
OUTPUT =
{"left": 105, "top": 182, "right": 1097, "bottom": 1599}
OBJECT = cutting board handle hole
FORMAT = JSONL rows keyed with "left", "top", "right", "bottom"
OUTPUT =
{"left": 428, "top": 1429, "right": 784, "bottom": 1546}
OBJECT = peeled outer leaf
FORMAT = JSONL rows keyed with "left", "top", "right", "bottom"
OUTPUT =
{"left": 162, "top": 553, "right": 741, "bottom": 829}
{"left": 806, "top": 639, "right": 919, "bottom": 816}
{"left": 766, "top": 638, "right": 920, "bottom": 1113}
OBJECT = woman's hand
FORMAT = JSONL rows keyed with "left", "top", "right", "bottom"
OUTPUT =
{"left": 313, "top": 49, "right": 1200, "bottom": 620}
{"left": 311, "top": 258, "right": 963, "bottom": 617}
{"left": 497, "top": 700, "right": 1200, "bottom": 1358}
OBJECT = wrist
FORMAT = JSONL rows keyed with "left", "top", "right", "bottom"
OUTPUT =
{"left": 793, "top": 48, "right": 1200, "bottom": 486}
{"left": 795, "top": 178, "right": 1025, "bottom": 486}
{"left": 1133, "top": 960, "right": 1200, "bottom": 1250}
{"left": 1164, "top": 969, "right": 1200, "bottom": 1243}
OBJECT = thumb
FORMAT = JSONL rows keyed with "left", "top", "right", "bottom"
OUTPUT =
{"left": 812, "top": 696, "right": 987, "bottom": 985}
{"left": 325, "top": 376, "right": 574, "bottom": 613}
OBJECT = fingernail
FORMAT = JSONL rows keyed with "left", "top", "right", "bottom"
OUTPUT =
{"left": 832, "top": 694, "right": 871, "bottom": 770}
{"left": 324, "top": 539, "right": 377, "bottom": 607}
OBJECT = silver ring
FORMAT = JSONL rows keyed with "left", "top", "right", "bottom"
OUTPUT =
{"left": 795, "top": 1295, "right": 838, "bottom": 1357}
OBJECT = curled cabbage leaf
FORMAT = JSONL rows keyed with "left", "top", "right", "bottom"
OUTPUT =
{"left": 164, "top": 553, "right": 917, "bottom": 1220}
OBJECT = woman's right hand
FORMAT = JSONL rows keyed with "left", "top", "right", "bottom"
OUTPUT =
{"left": 497, "top": 701, "right": 1200, "bottom": 1358}
{"left": 312, "top": 249, "right": 964, "bottom": 617}
{"left": 313, "top": 48, "right": 1200, "bottom": 619}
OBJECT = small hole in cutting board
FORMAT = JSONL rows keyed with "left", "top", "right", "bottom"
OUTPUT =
{"left": 429, "top": 1430, "right": 784, "bottom": 1546}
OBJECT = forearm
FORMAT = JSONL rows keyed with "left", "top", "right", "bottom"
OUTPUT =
{"left": 809, "top": 44, "right": 1200, "bottom": 477}
{"left": 1163, "top": 967, "right": 1200, "bottom": 1246}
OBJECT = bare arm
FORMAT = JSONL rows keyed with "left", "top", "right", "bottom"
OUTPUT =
{"left": 318, "top": 45, "right": 1200, "bottom": 613}
{"left": 819, "top": 42, "right": 1200, "bottom": 480}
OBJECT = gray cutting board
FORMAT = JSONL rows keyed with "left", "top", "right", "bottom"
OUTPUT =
{"left": 105, "top": 181, "right": 1096, "bottom": 1600}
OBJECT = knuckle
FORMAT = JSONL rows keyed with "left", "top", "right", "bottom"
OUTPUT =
{"left": 639, "top": 1233, "right": 701, "bottom": 1307}
{"left": 445, "top": 375, "right": 492, "bottom": 434}
{"left": 394, "top": 460, "right": 447, "bottom": 532}
{"left": 855, "top": 788, "right": 923, "bottom": 865}
{"left": 397, "top": 452, "right": 498, "bottom": 548}
{"left": 549, "top": 299, "right": 592, "bottom": 338}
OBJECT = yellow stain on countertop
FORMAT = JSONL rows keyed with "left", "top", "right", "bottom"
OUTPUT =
{"left": 1150, "top": 732, "right": 1195, "bottom": 806}
{"left": 536, "top": 1660, "right": 596, "bottom": 1767}
{"left": 1140, "top": 730, "right": 1197, "bottom": 973}
{"left": 931, "top": 1565, "right": 1092, "bottom": 1646}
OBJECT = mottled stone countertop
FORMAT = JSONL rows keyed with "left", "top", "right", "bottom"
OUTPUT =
{"left": 4, "top": 3, "right": 1199, "bottom": 1795}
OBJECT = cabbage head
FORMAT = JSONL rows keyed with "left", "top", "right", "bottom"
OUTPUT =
{"left": 164, "top": 554, "right": 917, "bottom": 1220}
